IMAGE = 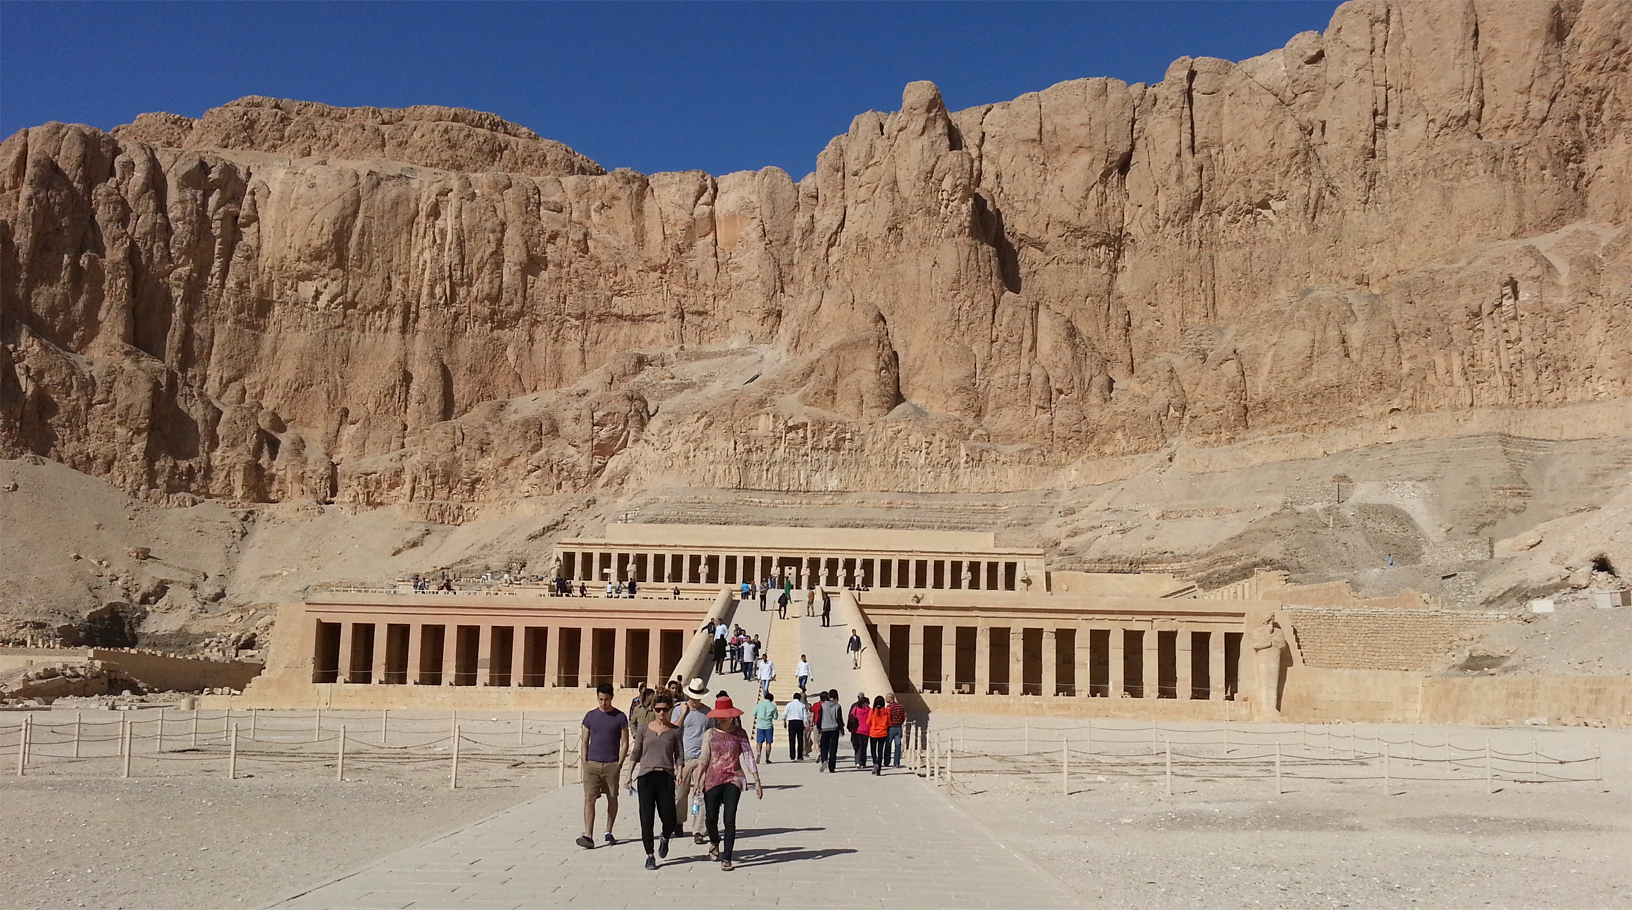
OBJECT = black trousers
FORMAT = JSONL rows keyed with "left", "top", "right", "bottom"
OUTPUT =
{"left": 870, "top": 734, "right": 888, "bottom": 769}
{"left": 704, "top": 783, "right": 742, "bottom": 862}
{"left": 851, "top": 732, "right": 869, "bottom": 766}
{"left": 787, "top": 720, "right": 805, "bottom": 760}
{"left": 636, "top": 771, "right": 677, "bottom": 856}
{"left": 819, "top": 729, "right": 841, "bottom": 771}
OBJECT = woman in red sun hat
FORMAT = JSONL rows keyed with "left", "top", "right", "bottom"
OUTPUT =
{"left": 691, "top": 696, "right": 763, "bottom": 871}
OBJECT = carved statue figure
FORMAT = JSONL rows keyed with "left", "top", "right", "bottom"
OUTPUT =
{"left": 839, "top": 566, "right": 849, "bottom": 587}
{"left": 800, "top": 566, "right": 811, "bottom": 589}
{"left": 1247, "top": 613, "right": 1289, "bottom": 719}
{"left": 961, "top": 567, "right": 973, "bottom": 588}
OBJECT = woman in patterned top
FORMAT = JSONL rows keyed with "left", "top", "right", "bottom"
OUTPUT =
{"left": 692, "top": 696, "right": 763, "bottom": 871}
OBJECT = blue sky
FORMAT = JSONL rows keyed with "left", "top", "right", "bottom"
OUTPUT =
{"left": 1, "top": 1, "right": 1344, "bottom": 178}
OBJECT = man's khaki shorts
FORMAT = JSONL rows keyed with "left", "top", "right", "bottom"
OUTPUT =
{"left": 583, "top": 760, "right": 622, "bottom": 798}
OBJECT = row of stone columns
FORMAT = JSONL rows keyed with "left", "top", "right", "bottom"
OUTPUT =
{"left": 562, "top": 549, "right": 1022, "bottom": 591}
{"left": 893, "top": 624, "right": 1234, "bottom": 698}
{"left": 318, "top": 620, "right": 683, "bottom": 689}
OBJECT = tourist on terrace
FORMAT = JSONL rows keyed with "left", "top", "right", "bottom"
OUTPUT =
{"left": 693, "top": 696, "right": 761, "bottom": 872}
{"left": 884, "top": 693, "right": 907, "bottom": 767}
{"left": 805, "top": 588, "right": 816, "bottom": 616}
{"left": 781, "top": 692, "right": 810, "bottom": 761}
{"left": 821, "top": 591, "right": 832, "bottom": 626}
{"left": 578, "top": 683, "right": 629, "bottom": 849}
{"left": 752, "top": 689, "right": 777, "bottom": 764}
{"left": 622, "top": 692, "right": 683, "bottom": 870}
{"left": 867, "top": 695, "right": 890, "bottom": 775}
{"left": 759, "top": 580, "right": 768, "bottom": 611}
{"left": 670, "top": 678, "right": 714, "bottom": 844}
{"left": 848, "top": 693, "right": 871, "bottom": 769}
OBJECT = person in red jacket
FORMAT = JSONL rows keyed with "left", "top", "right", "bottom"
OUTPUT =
{"left": 867, "top": 695, "right": 890, "bottom": 775}
{"left": 847, "top": 694, "right": 871, "bottom": 769}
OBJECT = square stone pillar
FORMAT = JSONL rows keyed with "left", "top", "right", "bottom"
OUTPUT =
{"left": 1041, "top": 629, "right": 1058, "bottom": 698}
{"left": 406, "top": 623, "right": 425, "bottom": 685}
{"left": 1176, "top": 629, "right": 1194, "bottom": 699}
{"left": 907, "top": 624, "right": 925, "bottom": 692}
{"left": 441, "top": 626, "right": 459, "bottom": 686}
{"left": 1142, "top": 630, "right": 1159, "bottom": 698}
{"left": 370, "top": 624, "right": 388, "bottom": 684}
{"left": 542, "top": 625, "right": 561, "bottom": 688}
{"left": 476, "top": 625, "right": 495, "bottom": 686}
{"left": 576, "top": 626, "right": 594, "bottom": 689}
{"left": 974, "top": 626, "right": 992, "bottom": 696}
{"left": 336, "top": 622, "right": 356, "bottom": 684}
{"left": 613, "top": 627, "right": 630, "bottom": 689}
{"left": 1209, "top": 631, "right": 1226, "bottom": 700}
{"left": 1109, "top": 628, "right": 1125, "bottom": 697}
{"left": 645, "top": 631, "right": 663, "bottom": 689}
{"left": 510, "top": 626, "right": 528, "bottom": 687}
{"left": 1009, "top": 628, "right": 1025, "bottom": 696}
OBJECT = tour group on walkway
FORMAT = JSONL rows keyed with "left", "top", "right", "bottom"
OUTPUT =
{"left": 271, "top": 587, "right": 1077, "bottom": 909}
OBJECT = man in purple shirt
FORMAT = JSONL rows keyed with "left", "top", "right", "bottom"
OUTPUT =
{"left": 578, "top": 682, "right": 630, "bottom": 849}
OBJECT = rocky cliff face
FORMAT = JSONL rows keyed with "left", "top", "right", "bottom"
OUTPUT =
{"left": 3, "top": 0, "right": 1628, "bottom": 511}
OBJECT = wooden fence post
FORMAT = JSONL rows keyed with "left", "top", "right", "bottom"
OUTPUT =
{"left": 15, "top": 715, "right": 29, "bottom": 777}
{"left": 120, "top": 716, "right": 132, "bottom": 779}
{"left": 337, "top": 725, "right": 347, "bottom": 781}
{"left": 228, "top": 723, "right": 238, "bottom": 780}
{"left": 451, "top": 724, "right": 462, "bottom": 790}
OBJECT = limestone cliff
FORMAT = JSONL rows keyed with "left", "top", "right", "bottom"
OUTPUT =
{"left": 2, "top": 0, "right": 1628, "bottom": 511}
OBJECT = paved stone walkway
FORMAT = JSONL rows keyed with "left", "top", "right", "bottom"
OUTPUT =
{"left": 271, "top": 747, "right": 1074, "bottom": 909}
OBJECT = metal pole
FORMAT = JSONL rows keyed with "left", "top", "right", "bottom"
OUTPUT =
{"left": 157, "top": 709, "right": 166, "bottom": 753}
{"left": 228, "top": 724, "right": 238, "bottom": 780}
{"left": 73, "top": 711, "right": 81, "bottom": 760}
{"left": 314, "top": 709, "right": 321, "bottom": 743}
{"left": 1530, "top": 740, "right": 1538, "bottom": 785}
{"left": 191, "top": 711, "right": 199, "bottom": 749}
{"left": 250, "top": 708, "right": 257, "bottom": 740}
{"left": 519, "top": 711, "right": 526, "bottom": 747}
{"left": 1275, "top": 740, "right": 1282, "bottom": 795}
{"left": 337, "top": 725, "right": 346, "bottom": 781}
{"left": 451, "top": 723, "right": 462, "bottom": 790}
{"left": 382, "top": 708, "right": 389, "bottom": 745}
{"left": 1383, "top": 742, "right": 1391, "bottom": 795}
{"left": 1085, "top": 718, "right": 1092, "bottom": 755}
{"left": 558, "top": 728, "right": 566, "bottom": 788}
{"left": 1596, "top": 743, "right": 1603, "bottom": 791}
{"left": 960, "top": 721, "right": 965, "bottom": 752}
{"left": 1222, "top": 719, "right": 1228, "bottom": 751}
{"left": 946, "top": 742, "right": 953, "bottom": 785}
{"left": 1024, "top": 719, "right": 1030, "bottom": 755}
{"left": 1485, "top": 740, "right": 1493, "bottom": 793}
{"left": 16, "top": 715, "right": 29, "bottom": 777}
{"left": 1166, "top": 740, "right": 1174, "bottom": 797}
{"left": 1062, "top": 736, "right": 1069, "bottom": 796}
{"left": 120, "top": 716, "right": 131, "bottom": 779}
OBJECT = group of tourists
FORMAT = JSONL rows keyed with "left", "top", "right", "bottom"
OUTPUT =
{"left": 581, "top": 678, "right": 910, "bottom": 872}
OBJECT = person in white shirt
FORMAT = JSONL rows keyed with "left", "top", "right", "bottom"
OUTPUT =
{"left": 796, "top": 655, "right": 811, "bottom": 695}
{"left": 780, "top": 693, "right": 811, "bottom": 761}
{"left": 740, "top": 638, "right": 758, "bottom": 681}
{"left": 756, "top": 654, "right": 775, "bottom": 699}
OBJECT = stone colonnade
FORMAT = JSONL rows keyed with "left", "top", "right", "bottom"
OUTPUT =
{"left": 560, "top": 548, "right": 1025, "bottom": 592}
{"left": 309, "top": 617, "right": 693, "bottom": 690}
{"left": 873, "top": 619, "right": 1244, "bottom": 700}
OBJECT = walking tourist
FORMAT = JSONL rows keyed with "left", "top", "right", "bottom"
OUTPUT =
{"left": 578, "top": 683, "right": 629, "bottom": 849}
{"left": 629, "top": 687, "right": 656, "bottom": 729}
{"left": 759, "top": 581, "right": 768, "bottom": 611}
{"left": 846, "top": 629, "right": 864, "bottom": 669}
{"left": 693, "top": 697, "right": 762, "bottom": 872}
{"left": 885, "top": 693, "right": 906, "bottom": 766}
{"left": 821, "top": 590, "right": 832, "bottom": 626}
{"left": 868, "top": 695, "right": 890, "bottom": 775}
{"left": 670, "top": 678, "right": 714, "bottom": 844}
{"left": 816, "top": 690, "right": 843, "bottom": 772}
{"left": 806, "top": 588, "right": 816, "bottom": 616}
{"left": 622, "top": 693, "right": 683, "bottom": 870}
{"left": 739, "top": 636, "right": 757, "bottom": 680}
{"left": 752, "top": 689, "right": 777, "bottom": 765}
{"left": 848, "top": 693, "right": 871, "bottom": 768}
{"left": 781, "top": 692, "right": 810, "bottom": 761}
{"left": 796, "top": 654, "right": 810, "bottom": 695}
{"left": 712, "top": 621, "right": 728, "bottom": 674}
{"left": 756, "top": 651, "right": 776, "bottom": 698}
{"left": 777, "top": 588, "right": 790, "bottom": 619}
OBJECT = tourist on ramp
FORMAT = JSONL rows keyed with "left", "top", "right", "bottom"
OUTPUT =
{"left": 816, "top": 690, "right": 844, "bottom": 772}
{"left": 693, "top": 697, "right": 763, "bottom": 872}
{"left": 670, "top": 678, "right": 715, "bottom": 844}
{"left": 781, "top": 692, "right": 810, "bottom": 761}
{"left": 752, "top": 688, "right": 778, "bottom": 764}
{"left": 846, "top": 629, "right": 864, "bottom": 669}
{"left": 848, "top": 694, "right": 872, "bottom": 769}
{"left": 623, "top": 693, "right": 684, "bottom": 870}
{"left": 885, "top": 693, "right": 907, "bottom": 767}
{"left": 867, "top": 695, "right": 891, "bottom": 775}
{"left": 578, "top": 683, "right": 629, "bottom": 849}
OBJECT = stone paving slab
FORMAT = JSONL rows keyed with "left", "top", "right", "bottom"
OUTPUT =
{"left": 270, "top": 755, "right": 1076, "bottom": 909}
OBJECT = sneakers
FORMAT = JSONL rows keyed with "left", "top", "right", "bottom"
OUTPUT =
{"left": 644, "top": 855, "right": 658, "bottom": 871}
{"left": 603, "top": 832, "right": 616, "bottom": 846}
{"left": 575, "top": 835, "right": 594, "bottom": 849}
{"left": 658, "top": 835, "right": 670, "bottom": 859}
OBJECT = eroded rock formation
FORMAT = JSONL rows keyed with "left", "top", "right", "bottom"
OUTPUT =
{"left": 2, "top": 0, "right": 1628, "bottom": 510}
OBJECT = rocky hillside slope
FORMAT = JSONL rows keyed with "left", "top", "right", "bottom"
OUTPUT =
{"left": 1, "top": 0, "right": 1628, "bottom": 653}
